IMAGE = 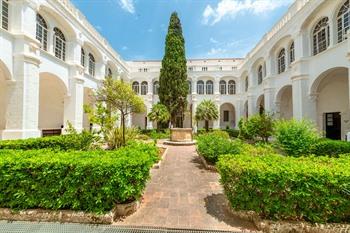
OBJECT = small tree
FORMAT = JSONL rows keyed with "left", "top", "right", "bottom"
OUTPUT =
{"left": 147, "top": 103, "right": 170, "bottom": 132}
{"left": 239, "top": 113, "right": 274, "bottom": 142}
{"left": 86, "top": 77, "right": 145, "bottom": 147}
{"left": 195, "top": 100, "right": 219, "bottom": 132}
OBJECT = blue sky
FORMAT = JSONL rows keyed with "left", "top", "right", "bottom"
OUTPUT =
{"left": 71, "top": 0, "right": 293, "bottom": 61}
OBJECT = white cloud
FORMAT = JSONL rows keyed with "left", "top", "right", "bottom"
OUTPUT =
{"left": 118, "top": 0, "right": 135, "bottom": 14}
{"left": 202, "top": 0, "right": 292, "bottom": 25}
{"left": 210, "top": 37, "right": 218, "bottom": 44}
{"left": 207, "top": 48, "right": 227, "bottom": 56}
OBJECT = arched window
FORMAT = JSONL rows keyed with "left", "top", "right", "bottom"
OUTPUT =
{"left": 206, "top": 80, "right": 213, "bottom": 95}
{"left": 228, "top": 80, "right": 236, "bottom": 95}
{"left": 197, "top": 80, "right": 204, "bottom": 95}
{"left": 36, "top": 14, "right": 48, "bottom": 51}
{"left": 88, "top": 53, "right": 95, "bottom": 77}
{"left": 278, "top": 49, "right": 286, "bottom": 74}
{"left": 313, "top": 17, "right": 330, "bottom": 55}
{"left": 1, "top": 0, "right": 9, "bottom": 30}
{"left": 289, "top": 41, "right": 295, "bottom": 63}
{"left": 245, "top": 76, "right": 249, "bottom": 92}
{"left": 141, "top": 81, "right": 148, "bottom": 95}
{"left": 187, "top": 80, "right": 191, "bottom": 94}
{"left": 337, "top": 0, "right": 350, "bottom": 43}
{"left": 219, "top": 80, "right": 226, "bottom": 95}
{"left": 153, "top": 81, "right": 159, "bottom": 95}
{"left": 107, "top": 68, "right": 112, "bottom": 77}
{"left": 132, "top": 81, "right": 139, "bottom": 94}
{"left": 53, "top": 27, "right": 66, "bottom": 61}
{"left": 258, "top": 65, "right": 263, "bottom": 85}
{"left": 81, "top": 48, "right": 85, "bottom": 67}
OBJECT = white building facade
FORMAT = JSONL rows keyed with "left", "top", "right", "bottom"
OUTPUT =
{"left": 1, "top": 0, "right": 350, "bottom": 140}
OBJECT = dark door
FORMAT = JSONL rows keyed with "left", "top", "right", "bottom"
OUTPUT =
{"left": 325, "top": 112, "right": 341, "bottom": 140}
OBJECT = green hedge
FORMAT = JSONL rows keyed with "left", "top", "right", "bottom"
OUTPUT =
{"left": 217, "top": 154, "right": 350, "bottom": 223}
{"left": 0, "top": 142, "right": 159, "bottom": 213}
{"left": 311, "top": 139, "right": 350, "bottom": 157}
{"left": 197, "top": 132, "right": 241, "bottom": 164}
{"left": 0, "top": 132, "right": 95, "bottom": 151}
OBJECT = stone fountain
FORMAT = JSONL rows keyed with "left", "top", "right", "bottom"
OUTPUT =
{"left": 164, "top": 128, "right": 196, "bottom": 145}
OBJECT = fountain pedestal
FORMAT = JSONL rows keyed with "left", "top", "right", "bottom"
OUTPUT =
{"left": 164, "top": 128, "right": 196, "bottom": 145}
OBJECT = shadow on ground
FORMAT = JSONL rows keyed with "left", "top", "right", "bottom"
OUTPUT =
{"left": 204, "top": 193, "right": 257, "bottom": 231}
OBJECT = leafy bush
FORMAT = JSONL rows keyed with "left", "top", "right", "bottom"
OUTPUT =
{"left": 140, "top": 129, "right": 170, "bottom": 140}
{"left": 310, "top": 139, "right": 350, "bottom": 157}
{"left": 217, "top": 153, "right": 350, "bottom": 223}
{"left": 239, "top": 113, "right": 274, "bottom": 142}
{"left": 0, "top": 142, "right": 159, "bottom": 213}
{"left": 197, "top": 132, "right": 241, "bottom": 164}
{"left": 107, "top": 127, "right": 139, "bottom": 149}
{"left": 274, "top": 119, "right": 319, "bottom": 157}
{"left": 0, "top": 131, "right": 97, "bottom": 151}
{"left": 223, "top": 129, "right": 240, "bottom": 138}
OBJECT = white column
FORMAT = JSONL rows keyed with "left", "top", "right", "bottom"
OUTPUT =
{"left": 213, "top": 101, "right": 220, "bottom": 129}
{"left": 235, "top": 99, "right": 242, "bottom": 129}
{"left": 264, "top": 87, "right": 275, "bottom": 114}
{"left": 247, "top": 94, "right": 256, "bottom": 116}
{"left": 192, "top": 100, "right": 197, "bottom": 132}
{"left": 63, "top": 77, "right": 85, "bottom": 132}
{"left": 292, "top": 75, "right": 316, "bottom": 122}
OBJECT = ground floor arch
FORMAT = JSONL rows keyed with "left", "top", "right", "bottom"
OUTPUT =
{"left": 276, "top": 85, "right": 293, "bottom": 120}
{"left": 311, "top": 67, "right": 349, "bottom": 140}
{"left": 38, "top": 73, "right": 67, "bottom": 136}
{"left": 220, "top": 103, "right": 235, "bottom": 129}
{"left": 0, "top": 62, "right": 10, "bottom": 136}
{"left": 256, "top": 95, "right": 265, "bottom": 114}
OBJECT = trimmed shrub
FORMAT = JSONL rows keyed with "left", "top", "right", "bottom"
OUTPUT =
{"left": 223, "top": 129, "right": 240, "bottom": 138}
{"left": 217, "top": 154, "right": 350, "bottom": 223}
{"left": 140, "top": 129, "right": 170, "bottom": 140}
{"left": 0, "top": 131, "right": 96, "bottom": 151}
{"left": 197, "top": 132, "right": 241, "bottom": 164}
{"left": 274, "top": 119, "right": 319, "bottom": 157}
{"left": 239, "top": 113, "right": 274, "bottom": 142}
{"left": 0, "top": 142, "right": 159, "bottom": 213}
{"left": 311, "top": 139, "right": 350, "bottom": 157}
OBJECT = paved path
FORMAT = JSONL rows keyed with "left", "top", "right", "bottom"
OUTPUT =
{"left": 114, "top": 145, "right": 256, "bottom": 232}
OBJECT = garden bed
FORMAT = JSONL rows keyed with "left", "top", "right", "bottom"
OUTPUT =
{"left": 152, "top": 146, "right": 168, "bottom": 169}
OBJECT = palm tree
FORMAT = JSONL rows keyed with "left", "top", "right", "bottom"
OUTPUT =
{"left": 195, "top": 100, "right": 219, "bottom": 132}
{"left": 148, "top": 103, "right": 171, "bottom": 132}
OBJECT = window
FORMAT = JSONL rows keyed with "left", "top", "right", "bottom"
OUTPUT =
{"left": 153, "top": 81, "right": 159, "bottom": 95}
{"left": 338, "top": 0, "right": 350, "bottom": 43}
{"left": 132, "top": 82, "right": 139, "bottom": 94}
{"left": 1, "top": 0, "right": 8, "bottom": 30}
{"left": 188, "top": 67, "right": 193, "bottom": 71}
{"left": 258, "top": 65, "right": 263, "bottom": 85}
{"left": 53, "top": 27, "right": 66, "bottom": 61}
{"left": 81, "top": 48, "right": 85, "bottom": 67}
{"left": 197, "top": 80, "right": 204, "bottom": 95}
{"left": 228, "top": 80, "right": 236, "bottom": 95}
{"left": 219, "top": 80, "right": 226, "bottom": 95}
{"left": 138, "top": 68, "right": 142, "bottom": 72}
{"left": 219, "top": 66, "right": 223, "bottom": 71}
{"left": 141, "top": 81, "right": 148, "bottom": 95}
{"left": 188, "top": 80, "right": 191, "bottom": 94}
{"left": 277, "top": 48, "right": 286, "bottom": 74}
{"left": 245, "top": 77, "right": 249, "bottom": 92}
{"left": 223, "top": 111, "right": 229, "bottom": 122}
{"left": 88, "top": 53, "right": 95, "bottom": 77}
{"left": 289, "top": 42, "right": 295, "bottom": 63}
{"left": 202, "top": 67, "right": 208, "bottom": 72}
{"left": 144, "top": 68, "right": 148, "bottom": 72}
{"left": 206, "top": 80, "right": 213, "bottom": 95}
{"left": 107, "top": 68, "right": 112, "bottom": 77}
{"left": 313, "top": 17, "right": 330, "bottom": 55}
{"left": 36, "top": 14, "right": 48, "bottom": 51}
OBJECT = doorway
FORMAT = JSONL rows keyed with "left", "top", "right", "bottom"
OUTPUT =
{"left": 325, "top": 112, "right": 341, "bottom": 140}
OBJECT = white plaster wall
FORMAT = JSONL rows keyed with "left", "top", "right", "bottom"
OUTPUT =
{"left": 220, "top": 103, "right": 235, "bottom": 129}
{"left": 280, "top": 87, "right": 293, "bottom": 120}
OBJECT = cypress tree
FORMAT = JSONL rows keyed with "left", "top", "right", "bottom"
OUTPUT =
{"left": 159, "top": 12, "right": 188, "bottom": 128}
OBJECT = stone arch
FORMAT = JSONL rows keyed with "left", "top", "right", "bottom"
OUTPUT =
{"left": 38, "top": 72, "right": 68, "bottom": 134}
{"left": 310, "top": 67, "right": 349, "bottom": 140}
{"left": 220, "top": 103, "right": 236, "bottom": 129}
{"left": 276, "top": 85, "right": 293, "bottom": 119}
{"left": 0, "top": 60, "right": 11, "bottom": 134}
{"left": 256, "top": 94, "right": 265, "bottom": 114}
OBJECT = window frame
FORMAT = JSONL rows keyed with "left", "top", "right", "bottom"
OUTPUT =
{"left": 337, "top": 0, "right": 350, "bottom": 43}
{"left": 219, "top": 80, "right": 226, "bottom": 95}
{"left": 88, "top": 53, "right": 95, "bottom": 77}
{"left": 132, "top": 81, "right": 140, "bottom": 94}
{"left": 245, "top": 77, "right": 249, "bottom": 92}
{"left": 197, "top": 80, "right": 204, "bottom": 95}
{"left": 258, "top": 65, "right": 263, "bottom": 85}
{"left": 313, "top": 17, "right": 330, "bottom": 55}
{"left": 277, "top": 48, "right": 286, "bottom": 74}
{"left": 228, "top": 80, "right": 236, "bottom": 95}
{"left": 1, "top": 0, "right": 9, "bottom": 30}
{"left": 81, "top": 48, "right": 85, "bottom": 67}
{"left": 36, "top": 14, "right": 48, "bottom": 51}
{"left": 141, "top": 81, "right": 148, "bottom": 95}
{"left": 289, "top": 41, "right": 295, "bottom": 63}
{"left": 53, "top": 27, "right": 66, "bottom": 61}
{"left": 206, "top": 80, "right": 213, "bottom": 95}
{"left": 153, "top": 81, "right": 159, "bottom": 95}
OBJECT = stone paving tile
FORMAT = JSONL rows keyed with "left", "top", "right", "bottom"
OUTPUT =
{"left": 114, "top": 145, "right": 256, "bottom": 232}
